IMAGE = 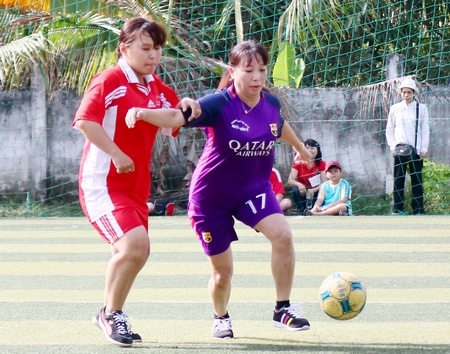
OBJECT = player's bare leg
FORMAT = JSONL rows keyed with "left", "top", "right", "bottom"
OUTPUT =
{"left": 105, "top": 226, "right": 149, "bottom": 311}
{"left": 208, "top": 248, "right": 234, "bottom": 338}
{"left": 93, "top": 226, "right": 149, "bottom": 346}
{"left": 255, "top": 213, "right": 294, "bottom": 300}
{"left": 256, "top": 213, "right": 310, "bottom": 331}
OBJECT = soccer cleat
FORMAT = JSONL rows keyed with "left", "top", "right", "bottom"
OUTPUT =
{"left": 212, "top": 317, "right": 234, "bottom": 339}
{"left": 92, "top": 308, "right": 142, "bottom": 342}
{"left": 273, "top": 305, "right": 310, "bottom": 331}
{"left": 92, "top": 307, "right": 133, "bottom": 347}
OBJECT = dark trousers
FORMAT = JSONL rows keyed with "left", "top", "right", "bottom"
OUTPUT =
{"left": 291, "top": 186, "right": 318, "bottom": 213}
{"left": 393, "top": 153, "right": 424, "bottom": 214}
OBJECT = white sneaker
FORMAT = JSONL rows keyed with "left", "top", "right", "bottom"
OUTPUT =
{"left": 212, "top": 317, "right": 234, "bottom": 339}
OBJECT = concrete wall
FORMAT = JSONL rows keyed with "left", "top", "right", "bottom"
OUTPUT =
{"left": 1, "top": 76, "right": 449, "bottom": 201}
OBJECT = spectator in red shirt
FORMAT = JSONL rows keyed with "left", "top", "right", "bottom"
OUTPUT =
{"left": 287, "top": 139, "right": 326, "bottom": 214}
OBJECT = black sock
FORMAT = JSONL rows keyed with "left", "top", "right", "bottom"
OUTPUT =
{"left": 275, "top": 300, "right": 290, "bottom": 311}
{"left": 214, "top": 312, "right": 229, "bottom": 319}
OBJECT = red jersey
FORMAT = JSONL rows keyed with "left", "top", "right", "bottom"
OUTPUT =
{"left": 292, "top": 160, "right": 326, "bottom": 188}
{"left": 73, "top": 59, "right": 179, "bottom": 222}
{"left": 269, "top": 168, "right": 285, "bottom": 196}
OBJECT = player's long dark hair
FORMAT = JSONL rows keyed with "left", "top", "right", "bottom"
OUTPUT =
{"left": 117, "top": 17, "right": 167, "bottom": 59}
{"left": 217, "top": 40, "right": 270, "bottom": 91}
{"left": 304, "top": 139, "right": 323, "bottom": 167}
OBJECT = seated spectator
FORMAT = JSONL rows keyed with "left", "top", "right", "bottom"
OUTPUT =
{"left": 270, "top": 167, "right": 292, "bottom": 212}
{"left": 147, "top": 200, "right": 176, "bottom": 216}
{"left": 288, "top": 139, "right": 326, "bottom": 214}
{"left": 307, "top": 161, "right": 352, "bottom": 216}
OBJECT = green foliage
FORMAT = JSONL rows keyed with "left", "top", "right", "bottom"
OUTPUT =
{"left": 423, "top": 159, "right": 450, "bottom": 214}
{"left": 343, "top": 159, "right": 450, "bottom": 216}
{"left": 277, "top": 0, "right": 450, "bottom": 87}
{"left": 3, "top": 1, "right": 450, "bottom": 91}
{"left": 355, "top": 159, "right": 450, "bottom": 216}
{"left": 272, "top": 41, "right": 305, "bottom": 88}
{"left": 351, "top": 195, "right": 391, "bottom": 216}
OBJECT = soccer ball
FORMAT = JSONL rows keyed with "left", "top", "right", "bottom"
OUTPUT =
{"left": 318, "top": 271, "right": 367, "bottom": 320}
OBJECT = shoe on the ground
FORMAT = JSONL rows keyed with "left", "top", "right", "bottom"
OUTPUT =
{"left": 212, "top": 317, "right": 234, "bottom": 339}
{"left": 165, "top": 202, "right": 176, "bottom": 216}
{"left": 123, "top": 312, "right": 142, "bottom": 342}
{"left": 92, "top": 308, "right": 142, "bottom": 342}
{"left": 130, "top": 331, "right": 142, "bottom": 342}
{"left": 92, "top": 307, "right": 133, "bottom": 347}
{"left": 273, "top": 305, "right": 310, "bottom": 331}
{"left": 303, "top": 209, "right": 313, "bottom": 216}
{"left": 392, "top": 210, "right": 408, "bottom": 215}
{"left": 339, "top": 210, "right": 349, "bottom": 216}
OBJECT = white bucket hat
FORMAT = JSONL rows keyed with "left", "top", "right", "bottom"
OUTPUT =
{"left": 398, "top": 78, "right": 417, "bottom": 92}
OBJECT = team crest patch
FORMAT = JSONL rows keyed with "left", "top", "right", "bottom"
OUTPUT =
{"left": 269, "top": 123, "right": 278, "bottom": 137}
{"left": 202, "top": 232, "right": 212, "bottom": 243}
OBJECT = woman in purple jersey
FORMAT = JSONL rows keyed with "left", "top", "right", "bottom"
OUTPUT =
{"left": 125, "top": 40, "right": 312, "bottom": 339}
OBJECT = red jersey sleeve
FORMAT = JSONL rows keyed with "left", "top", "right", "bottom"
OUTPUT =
{"left": 73, "top": 69, "right": 121, "bottom": 126}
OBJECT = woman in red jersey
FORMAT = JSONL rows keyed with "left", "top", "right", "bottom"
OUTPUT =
{"left": 73, "top": 17, "right": 199, "bottom": 347}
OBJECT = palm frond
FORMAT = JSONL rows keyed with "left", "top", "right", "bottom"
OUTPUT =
{"left": 0, "top": 33, "right": 51, "bottom": 89}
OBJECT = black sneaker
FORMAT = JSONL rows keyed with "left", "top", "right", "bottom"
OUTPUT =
{"left": 92, "top": 307, "right": 132, "bottom": 347}
{"left": 92, "top": 308, "right": 142, "bottom": 342}
{"left": 124, "top": 313, "right": 142, "bottom": 343}
{"left": 212, "top": 317, "right": 234, "bottom": 339}
{"left": 92, "top": 308, "right": 142, "bottom": 343}
{"left": 273, "top": 305, "right": 310, "bottom": 331}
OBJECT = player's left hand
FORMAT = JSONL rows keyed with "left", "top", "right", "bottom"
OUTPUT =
{"left": 125, "top": 107, "right": 141, "bottom": 128}
{"left": 177, "top": 98, "right": 201, "bottom": 121}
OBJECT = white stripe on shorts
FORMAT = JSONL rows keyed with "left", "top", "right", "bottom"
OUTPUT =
{"left": 95, "top": 212, "right": 124, "bottom": 244}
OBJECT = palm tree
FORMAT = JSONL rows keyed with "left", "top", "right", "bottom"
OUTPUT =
{"left": 276, "top": 0, "right": 450, "bottom": 87}
{"left": 0, "top": 1, "right": 223, "bottom": 95}
{"left": 0, "top": 1, "right": 224, "bottom": 202}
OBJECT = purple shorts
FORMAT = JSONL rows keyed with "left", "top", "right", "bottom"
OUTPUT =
{"left": 188, "top": 184, "right": 283, "bottom": 256}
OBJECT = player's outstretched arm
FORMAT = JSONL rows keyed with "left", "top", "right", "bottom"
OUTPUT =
{"left": 280, "top": 122, "right": 312, "bottom": 164}
{"left": 126, "top": 107, "right": 185, "bottom": 129}
{"left": 126, "top": 98, "right": 201, "bottom": 129}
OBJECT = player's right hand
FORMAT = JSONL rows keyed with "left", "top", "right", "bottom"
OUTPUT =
{"left": 111, "top": 150, "right": 135, "bottom": 174}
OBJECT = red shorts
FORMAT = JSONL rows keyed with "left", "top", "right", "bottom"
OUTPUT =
{"left": 91, "top": 202, "right": 148, "bottom": 244}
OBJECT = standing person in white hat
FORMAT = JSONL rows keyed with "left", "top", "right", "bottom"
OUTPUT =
{"left": 385, "top": 78, "right": 430, "bottom": 215}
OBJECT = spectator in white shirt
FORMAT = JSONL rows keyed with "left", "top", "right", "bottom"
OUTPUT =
{"left": 385, "top": 78, "right": 429, "bottom": 215}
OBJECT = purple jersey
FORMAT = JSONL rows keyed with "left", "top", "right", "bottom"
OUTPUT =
{"left": 184, "top": 85, "right": 284, "bottom": 209}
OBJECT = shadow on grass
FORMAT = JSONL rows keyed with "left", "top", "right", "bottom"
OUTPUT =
{"left": 7, "top": 341, "right": 448, "bottom": 354}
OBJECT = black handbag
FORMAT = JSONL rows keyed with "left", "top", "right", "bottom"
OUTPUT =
{"left": 394, "top": 143, "right": 415, "bottom": 156}
{"left": 393, "top": 100, "right": 419, "bottom": 157}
